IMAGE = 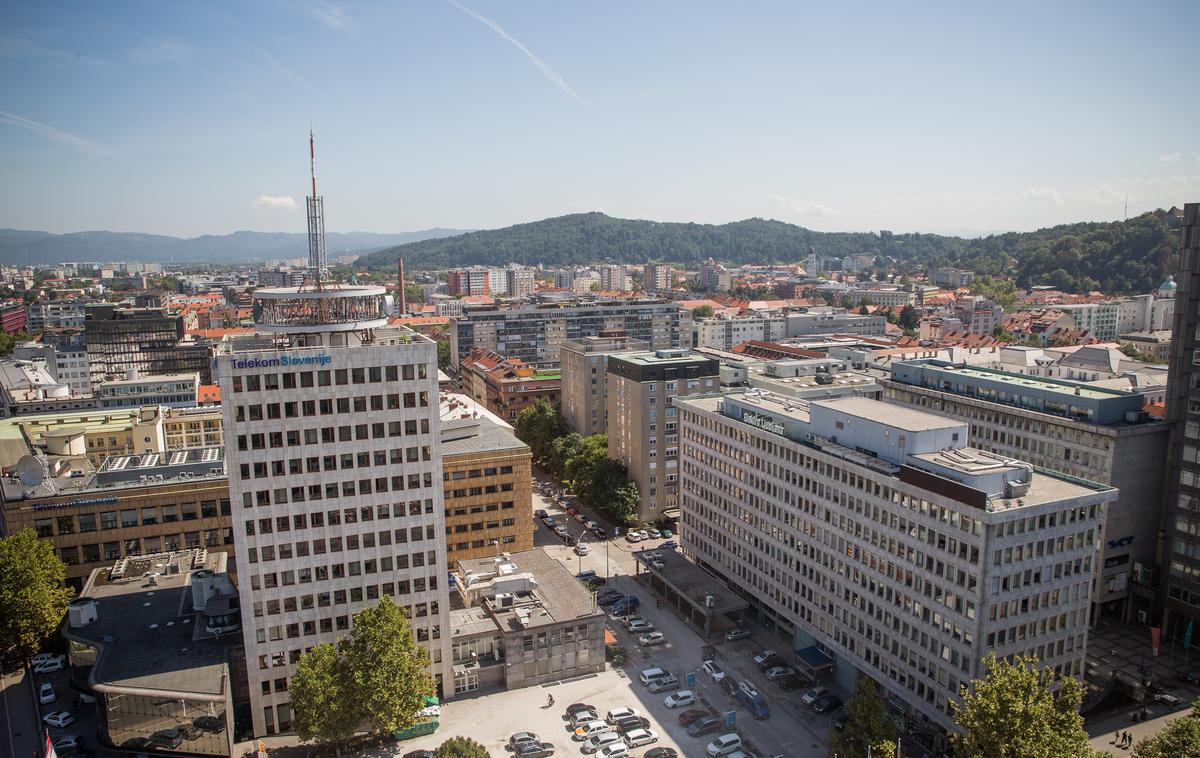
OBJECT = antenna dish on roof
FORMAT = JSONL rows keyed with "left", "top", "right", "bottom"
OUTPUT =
{"left": 15, "top": 455, "right": 44, "bottom": 487}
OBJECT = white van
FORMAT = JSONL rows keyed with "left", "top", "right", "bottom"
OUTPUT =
{"left": 638, "top": 667, "right": 668, "bottom": 685}
{"left": 706, "top": 734, "right": 743, "bottom": 756}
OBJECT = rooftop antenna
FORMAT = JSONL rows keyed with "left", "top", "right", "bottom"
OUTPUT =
{"left": 1124, "top": 193, "right": 1128, "bottom": 221}
{"left": 305, "top": 129, "right": 328, "bottom": 290}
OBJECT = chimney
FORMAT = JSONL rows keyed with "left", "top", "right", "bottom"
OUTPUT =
{"left": 397, "top": 258, "right": 407, "bottom": 316}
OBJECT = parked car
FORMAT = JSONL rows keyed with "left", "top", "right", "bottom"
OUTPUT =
{"left": 687, "top": 716, "right": 722, "bottom": 737}
{"left": 661, "top": 529, "right": 673, "bottom": 538}
{"left": 636, "top": 529, "right": 650, "bottom": 540}
{"left": 39, "top": 683, "right": 56, "bottom": 704}
{"left": 623, "top": 728, "right": 658, "bottom": 748}
{"left": 664, "top": 691, "right": 695, "bottom": 709}
{"left": 721, "top": 677, "right": 740, "bottom": 698}
{"left": 119, "top": 738, "right": 155, "bottom": 750}
{"left": 801, "top": 686, "right": 829, "bottom": 705}
{"left": 775, "top": 674, "right": 805, "bottom": 691}
{"left": 554, "top": 526, "right": 570, "bottom": 538}
{"left": 702, "top": 645, "right": 717, "bottom": 661}
{"left": 624, "top": 532, "right": 642, "bottom": 543}
{"left": 150, "top": 728, "right": 184, "bottom": 749}
{"left": 402, "top": 751, "right": 433, "bottom": 758}
{"left": 638, "top": 632, "right": 667, "bottom": 647}
{"left": 591, "top": 527, "right": 607, "bottom": 539}
{"left": 534, "top": 509, "right": 549, "bottom": 519}
{"left": 765, "top": 666, "right": 794, "bottom": 681}
{"left": 613, "top": 716, "right": 649, "bottom": 735}
{"left": 580, "top": 730, "right": 620, "bottom": 752}
{"left": 516, "top": 743, "right": 555, "bottom": 758}
{"left": 756, "top": 654, "right": 784, "bottom": 671}
{"left": 811, "top": 694, "right": 844, "bottom": 714}
{"left": 574, "top": 720, "right": 611, "bottom": 742}
{"left": 193, "top": 714, "right": 226, "bottom": 733}
{"left": 833, "top": 714, "right": 848, "bottom": 731}
{"left": 574, "top": 543, "right": 589, "bottom": 556}
{"left": 646, "top": 527, "right": 661, "bottom": 539}
{"left": 597, "top": 744, "right": 629, "bottom": 758}
{"left": 1155, "top": 692, "right": 1184, "bottom": 707}
{"left": 724, "top": 627, "right": 750, "bottom": 642}
{"left": 51, "top": 737, "right": 82, "bottom": 751}
{"left": 703, "top": 660, "right": 725, "bottom": 682}
{"left": 605, "top": 708, "right": 639, "bottom": 724}
{"left": 638, "top": 667, "right": 668, "bottom": 685}
{"left": 647, "top": 675, "right": 680, "bottom": 693}
{"left": 542, "top": 516, "right": 557, "bottom": 527}
{"left": 34, "top": 658, "right": 65, "bottom": 674}
{"left": 597, "top": 592, "right": 623, "bottom": 606}
{"left": 509, "top": 732, "right": 540, "bottom": 748}
{"left": 753, "top": 649, "right": 778, "bottom": 666}
{"left": 706, "top": 734, "right": 743, "bottom": 756}
{"left": 612, "top": 597, "right": 640, "bottom": 615}
{"left": 571, "top": 711, "right": 601, "bottom": 728}
{"left": 644, "top": 749, "right": 678, "bottom": 758}
{"left": 565, "top": 703, "right": 597, "bottom": 717}
{"left": 661, "top": 540, "right": 678, "bottom": 550}
{"left": 627, "top": 620, "right": 654, "bottom": 635}
{"left": 32, "top": 653, "right": 66, "bottom": 667}
{"left": 43, "top": 711, "right": 75, "bottom": 729}
{"left": 677, "top": 709, "right": 709, "bottom": 726}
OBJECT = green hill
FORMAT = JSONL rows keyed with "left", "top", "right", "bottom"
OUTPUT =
{"left": 356, "top": 210, "right": 1183, "bottom": 295}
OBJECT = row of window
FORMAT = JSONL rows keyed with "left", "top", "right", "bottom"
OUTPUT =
{"left": 238, "top": 447, "right": 432, "bottom": 479}
{"left": 59, "top": 529, "right": 232, "bottom": 565}
{"left": 34, "top": 499, "right": 230, "bottom": 537}
{"left": 233, "top": 392, "right": 430, "bottom": 423}
{"left": 230, "top": 364, "right": 428, "bottom": 394}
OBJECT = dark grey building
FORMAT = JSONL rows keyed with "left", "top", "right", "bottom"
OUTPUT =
{"left": 1163, "top": 203, "right": 1200, "bottom": 630}
{"left": 85, "top": 304, "right": 212, "bottom": 384}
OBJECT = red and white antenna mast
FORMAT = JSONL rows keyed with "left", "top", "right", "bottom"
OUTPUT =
{"left": 305, "top": 129, "right": 327, "bottom": 285}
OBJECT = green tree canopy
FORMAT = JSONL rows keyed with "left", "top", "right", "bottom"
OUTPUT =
{"left": 0, "top": 528, "right": 73, "bottom": 659}
{"left": 546, "top": 432, "right": 585, "bottom": 480}
{"left": 513, "top": 400, "right": 569, "bottom": 461}
{"left": 951, "top": 653, "right": 1093, "bottom": 758}
{"left": 433, "top": 736, "right": 490, "bottom": 758}
{"left": 898, "top": 305, "right": 921, "bottom": 331}
{"left": 290, "top": 643, "right": 359, "bottom": 753}
{"left": 1131, "top": 706, "right": 1200, "bottom": 758}
{"left": 692, "top": 305, "right": 715, "bottom": 318}
{"left": 436, "top": 340, "right": 451, "bottom": 372}
{"left": 827, "top": 677, "right": 896, "bottom": 758}
{"left": 339, "top": 596, "right": 435, "bottom": 736}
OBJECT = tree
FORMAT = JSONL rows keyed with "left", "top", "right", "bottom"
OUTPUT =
{"left": 339, "top": 596, "right": 435, "bottom": 736}
{"left": 827, "top": 677, "right": 896, "bottom": 758}
{"left": 547, "top": 433, "right": 585, "bottom": 480}
{"left": 1132, "top": 707, "right": 1200, "bottom": 758}
{"left": 433, "top": 737, "right": 489, "bottom": 758}
{"left": 898, "top": 305, "right": 920, "bottom": 331}
{"left": 0, "top": 331, "right": 31, "bottom": 357}
{"left": 0, "top": 529, "right": 74, "bottom": 660}
{"left": 1025, "top": 333, "right": 1044, "bottom": 348}
{"left": 436, "top": 340, "right": 452, "bottom": 372}
{"left": 609, "top": 481, "right": 640, "bottom": 526}
{"left": 952, "top": 653, "right": 1093, "bottom": 758}
{"left": 291, "top": 643, "right": 359, "bottom": 754}
{"left": 692, "top": 305, "right": 715, "bottom": 318}
{"left": 514, "top": 400, "right": 568, "bottom": 461}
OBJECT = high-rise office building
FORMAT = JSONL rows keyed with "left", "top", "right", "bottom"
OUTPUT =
{"left": 1162, "top": 203, "right": 1200, "bottom": 629}
{"left": 678, "top": 391, "right": 1115, "bottom": 752}
{"left": 598, "top": 265, "right": 628, "bottom": 291}
{"left": 560, "top": 333, "right": 647, "bottom": 436}
{"left": 85, "top": 304, "right": 212, "bottom": 385}
{"left": 606, "top": 349, "right": 719, "bottom": 522}
{"left": 882, "top": 359, "right": 1168, "bottom": 624}
{"left": 643, "top": 264, "right": 670, "bottom": 293}
{"left": 217, "top": 140, "right": 451, "bottom": 735}
{"left": 505, "top": 268, "right": 536, "bottom": 299}
{"left": 449, "top": 299, "right": 690, "bottom": 368}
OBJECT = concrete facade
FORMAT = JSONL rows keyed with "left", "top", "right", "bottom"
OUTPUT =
{"left": 560, "top": 334, "right": 647, "bottom": 437}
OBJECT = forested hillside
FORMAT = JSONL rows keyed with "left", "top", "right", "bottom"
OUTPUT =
{"left": 360, "top": 209, "right": 1183, "bottom": 295}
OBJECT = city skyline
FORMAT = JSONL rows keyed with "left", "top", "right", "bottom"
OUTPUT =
{"left": 1, "top": 1, "right": 1197, "bottom": 238}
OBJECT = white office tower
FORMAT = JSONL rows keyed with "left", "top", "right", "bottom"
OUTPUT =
{"left": 676, "top": 391, "right": 1116, "bottom": 754}
{"left": 219, "top": 138, "right": 451, "bottom": 737}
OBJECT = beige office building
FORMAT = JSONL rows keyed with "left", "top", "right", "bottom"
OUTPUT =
{"left": 560, "top": 333, "right": 646, "bottom": 437}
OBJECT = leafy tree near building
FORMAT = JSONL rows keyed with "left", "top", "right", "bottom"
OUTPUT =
{"left": 514, "top": 399, "right": 569, "bottom": 461}
{"left": 692, "top": 305, "right": 714, "bottom": 318}
{"left": 0, "top": 529, "right": 73, "bottom": 660}
{"left": 1025, "top": 333, "right": 1043, "bottom": 348}
{"left": 546, "top": 433, "right": 585, "bottom": 480}
{"left": 1131, "top": 700, "right": 1200, "bottom": 757}
{"left": 433, "top": 737, "right": 490, "bottom": 758}
{"left": 608, "top": 481, "right": 641, "bottom": 526}
{"left": 898, "top": 305, "right": 921, "bottom": 331}
{"left": 436, "top": 340, "right": 452, "bottom": 372}
{"left": 952, "top": 653, "right": 1095, "bottom": 758}
{"left": 827, "top": 677, "right": 896, "bottom": 758}
{"left": 290, "top": 643, "right": 358, "bottom": 755}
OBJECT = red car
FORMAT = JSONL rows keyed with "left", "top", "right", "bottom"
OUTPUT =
{"left": 677, "top": 708, "right": 710, "bottom": 726}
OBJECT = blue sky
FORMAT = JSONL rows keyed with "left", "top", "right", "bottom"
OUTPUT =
{"left": 1, "top": 0, "right": 1197, "bottom": 237}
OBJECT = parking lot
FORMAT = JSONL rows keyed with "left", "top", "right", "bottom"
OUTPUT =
{"left": 29, "top": 655, "right": 107, "bottom": 758}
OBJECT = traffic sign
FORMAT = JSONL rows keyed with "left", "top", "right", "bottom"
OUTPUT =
{"left": 724, "top": 709, "right": 736, "bottom": 727}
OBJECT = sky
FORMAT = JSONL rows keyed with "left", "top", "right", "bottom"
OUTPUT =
{"left": 1, "top": 0, "right": 1197, "bottom": 238}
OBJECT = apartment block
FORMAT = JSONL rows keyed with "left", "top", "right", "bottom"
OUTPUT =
{"left": 693, "top": 313, "right": 787, "bottom": 351}
{"left": 882, "top": 359, "right": 1168, "bottom": 623}
{"left": 607, "top": 350, "right": 719, "bottom": 522}
{"left": 643, "top": 264, "right": 671, "bottom": 292}
{"left": 560, "top": 333, "right": 648, "bottom": 436}
{"left": 678, "top": 392, "right": 1114, "bottom": 751}
{"left": 449, "top": 299, "right": 689, "bottom": 368}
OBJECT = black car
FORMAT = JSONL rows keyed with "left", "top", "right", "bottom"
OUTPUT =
{"left": 193, "top": 714, "right": 227, "bottom": 734}
{"left": 812, "top": 694, "right": 845, "bottom": 714}
{"left": 178, "top": 725, "right": 204, "bottom": 741}
{"left": 402, "top": 751, "right": 434, "bottom": 758}
{"left": 701, "top": 645, "right": 716, "bottom": 661}
{"left": 120, "top": 738, "right": 155, "bottom": 750}
{"left": 721, "top": 677, "right": 739, "bottom": 698}
{"left": 775, "top": 674, "right": 805, "bottom": 691}
{"left": 757, "top": 655, "right": 785, "bottom": 671}
{"left": 644, "top": 750, "right": 678, "bottom": 758}
{"left": 615, "top": 716, "right": 650, "bottom": 734}
{"left": 150, "top": 729, "right": 183, "bottom": 749}
{"left": 687, "top": 716, "right": 722, "bottom": 737}
{"left": 833, "top": 714, "right": 848, "bottom": 731}
{"left": 516, "top": 742, "right": 555, "bottom": 758}
{"left": 564, "top": 702, "right": 596, "bottom": 717}
{"left": 535, "top": 509, "right": 549, "bottom": 519}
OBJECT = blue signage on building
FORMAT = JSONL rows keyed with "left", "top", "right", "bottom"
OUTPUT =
{"left": 231, "top": 354, "right": 332, "bottom": 370}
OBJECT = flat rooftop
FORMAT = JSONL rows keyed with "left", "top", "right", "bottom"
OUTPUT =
{"left": 610, "top": 349, "right": 706, "bottom": 366}
{"left": 812, "top": 395, "right": 965, "bottom": 432}
{"left": 934, "top": 364, "right": 1122, "bottom": 399}
{"left": 68, "top": 550, "right": 236, "bottom": 699}
{"left": 441, "top": 416, "right": 529, "bottom": 459}
{"left": 456, "top": 549, "right": 600, "bottom": 632}
{"left": 633, "top": 548, "right": 747, "bottom": 615}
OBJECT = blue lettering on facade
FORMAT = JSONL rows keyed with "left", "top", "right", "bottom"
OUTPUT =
{"left": 231, "top": 354, "right": 332, "bottom": 370}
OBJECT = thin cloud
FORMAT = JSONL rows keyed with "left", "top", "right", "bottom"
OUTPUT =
{"left": 1023, "top": 187, "right": 1063, "bottom": 207}
{"left": 0, "top": 37, "right": 108, "bottom": 67}
{"left": 248, "top": 44, "right": 312, "bottom": 90}
{"left": 252, "top": 195, "right": 299, "bottom": 212}
{"left": 304, "top": 1, "right": 355, "bottom": 31}
{"left": 769, "top": 193, "right": 837, "bottom": 217}
{"left": 0, "top": 110, "right": 114, "bottom": 157}
{"left": 127, "top": 40, "right": 194, "bottom": 64}
{"left": 1159, "top": 152, "right": 1182, "bottom": 163}
{"left": 449, "top": 1, "right": 605, "bottom": 117}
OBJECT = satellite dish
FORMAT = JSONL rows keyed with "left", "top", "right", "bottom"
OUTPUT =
{"left": 15, "top": 455, "right": 45, "bottom": 488}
